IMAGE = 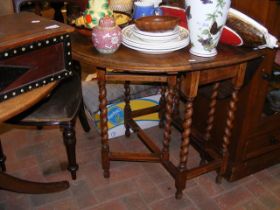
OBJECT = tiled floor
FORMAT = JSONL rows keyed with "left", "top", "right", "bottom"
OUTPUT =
{"left": 0, "top": 120, "right": 279, "bottom": 210}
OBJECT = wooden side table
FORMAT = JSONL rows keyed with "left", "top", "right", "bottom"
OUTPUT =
{"left": 71, "top": 32, "right": 267, "bottom": 198}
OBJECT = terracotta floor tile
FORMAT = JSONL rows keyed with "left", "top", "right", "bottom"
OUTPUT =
{"left": 139, "top": 185, "right": 164, "bottom": 204}
{"left": 245, "top": 180, "right": 269, "bottom": 197}
{"left": 186, "top": 185, "right": 221, "bottom": 210}
{"left": 214, "top": 187, "right": 254, "bottom": 210}
{"left": 254, "top": 170, "right": 280, "bottom": 191}
{"left": 5, "top": 155, "right": 38, "bottom": 173}
{"left": 195, "top": 172, "right": 225, "bottom": 196}
{"left": 0, "top": 122, "right": 279, "bottom": 210}
{"left": 16, "top": 141, "right": 48, "bottom": 158}
{"left": 156, "top": 178, "right": 178, "bottom": 198}
{"left": 93, "top": 180, "right": 137, "bottom": 203}
{"left": 121, "top": 193, "right": 150, "bottom": 210}
{"left": 233, "top": 199, "right": 268, "bottom": 210}
{"left": 70, "top": 180, "right": 97, "bottom": 209}
{"left": 35, "top": 197, "right": 79, "bottom": 210}
{"left": 267, "top": 163, "right": 280, "bottom": 176}
{"left": 29, "top": 190, "right": 72, "bottom": 207}
{"left": 87, "top": 199, "right": 127, "bottom": 210}
{"left": 134, "top": 174, "right": 156, "bottom": 190}
{"left": 109, "top": 163, "right": 145, "bottom": 182}
{"left": 219, "top": 175, "right": 255, "bottom": 191}
{"left": 257, "top": 193, "right": 280, "bottom": 210}
{"left": 0, "top": 195, "right": 30, "bottom": 210}
{"left": 150, "top": 195, "right": 194, "bottom": 210}
{"left": 271, "top": 186, "right": 280, "bottom": 199}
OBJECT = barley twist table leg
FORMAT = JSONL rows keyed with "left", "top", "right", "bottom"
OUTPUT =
{"left": 200, "top": 82, "right": 220, "bottom": 165}
{"left": 176, "top": 96, "right": 194, "bottom": 199}
{"left": 216, "top": 87, "right": 239, "bottom": 183}
{"left": 173, "top": 76, "right": 182, "bottom": 118}
{"left": 97, "top": 69, "right": 110, "bottom": 178}
{"left": 162, "top": 76, "right": 176, "bottom": 160}
{"left": 216, "top": 63, "right": 246, "bottom": 183}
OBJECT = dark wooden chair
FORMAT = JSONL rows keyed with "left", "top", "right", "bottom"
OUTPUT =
{"left": 0, "top": 1, "right": 91, "bottom": 180}
{"left": 0, "top": 62, "right": 90, "bottom": 179}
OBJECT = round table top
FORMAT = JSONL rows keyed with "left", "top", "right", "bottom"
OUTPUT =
{"left": 0, "top": 82, "right": 57, "bottom": 123}
{"left": 71, "top": 31, "right": 266, "bottom": 74}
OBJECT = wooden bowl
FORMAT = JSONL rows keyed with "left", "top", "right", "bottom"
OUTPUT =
{"left": 135, "top": 16, "right": 180, "bottom": 32}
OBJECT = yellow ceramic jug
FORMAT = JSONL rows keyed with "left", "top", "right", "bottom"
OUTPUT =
{"left": 73, "top": 0, "right": 113, "bottom": 29}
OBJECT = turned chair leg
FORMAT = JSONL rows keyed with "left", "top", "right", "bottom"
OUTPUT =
{"left": 124, "top": 81, "right": 131, "bottom": 137}
{"left": 62, "top": 123, "right": 78, "bottom": 180}
{"left": 0, "top": 139, "right": 7, "bottom": 172}
{"left": 79, "top": 102, "right": 91, "bottom": 132}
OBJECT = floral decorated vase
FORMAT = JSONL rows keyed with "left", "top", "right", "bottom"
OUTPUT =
{"left": 185, "top": 0, "right": 231, "bottom": 57}
{"left": 92, "top": 16, "right": 122, "bottom": 54}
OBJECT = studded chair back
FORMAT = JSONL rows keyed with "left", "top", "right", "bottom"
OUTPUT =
{"left": 0, "top": 1, "right": 91, "bottom": 180}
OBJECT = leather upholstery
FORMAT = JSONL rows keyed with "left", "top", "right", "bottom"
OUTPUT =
{"left": 9, "top": 72, "right": 82, "bottom": 123}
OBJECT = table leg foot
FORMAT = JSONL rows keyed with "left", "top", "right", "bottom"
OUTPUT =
{"left": 124, "top": 129, "right": 130, "bottom": 138}
{"left": 216, "top": 174, "right": 223, "bottom": 184}
{"left": 175, "top": 191, "right": 183, "bottom": 199}
{"left": 102, "top": 148, "right": 110, "bottom": 178}
{"left": 175, "top": 172, "right": 186, "bottom": 200}
{"left": 103, "top": 170, "right": 110, "bottom": 178}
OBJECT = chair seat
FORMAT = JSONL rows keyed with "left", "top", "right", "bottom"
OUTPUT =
{"left": 9, "top": 73, "right": 82, "bottom": 123}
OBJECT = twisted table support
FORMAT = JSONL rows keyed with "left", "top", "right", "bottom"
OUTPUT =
{"left": 97, "top": 68, "right": 110, "bottom": 178}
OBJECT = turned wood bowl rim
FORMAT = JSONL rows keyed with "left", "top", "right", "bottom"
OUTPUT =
{"left": 134, "top": 15, "right": 180, "bottom": 32}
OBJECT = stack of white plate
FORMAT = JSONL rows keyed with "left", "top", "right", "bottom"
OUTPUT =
{"left": 122, "top": 24, "right": 189, "bottom": 54}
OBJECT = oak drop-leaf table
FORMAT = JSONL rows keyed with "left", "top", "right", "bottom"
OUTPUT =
{"left": 72, "top": 32, "right": 267, "bottom": 198}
